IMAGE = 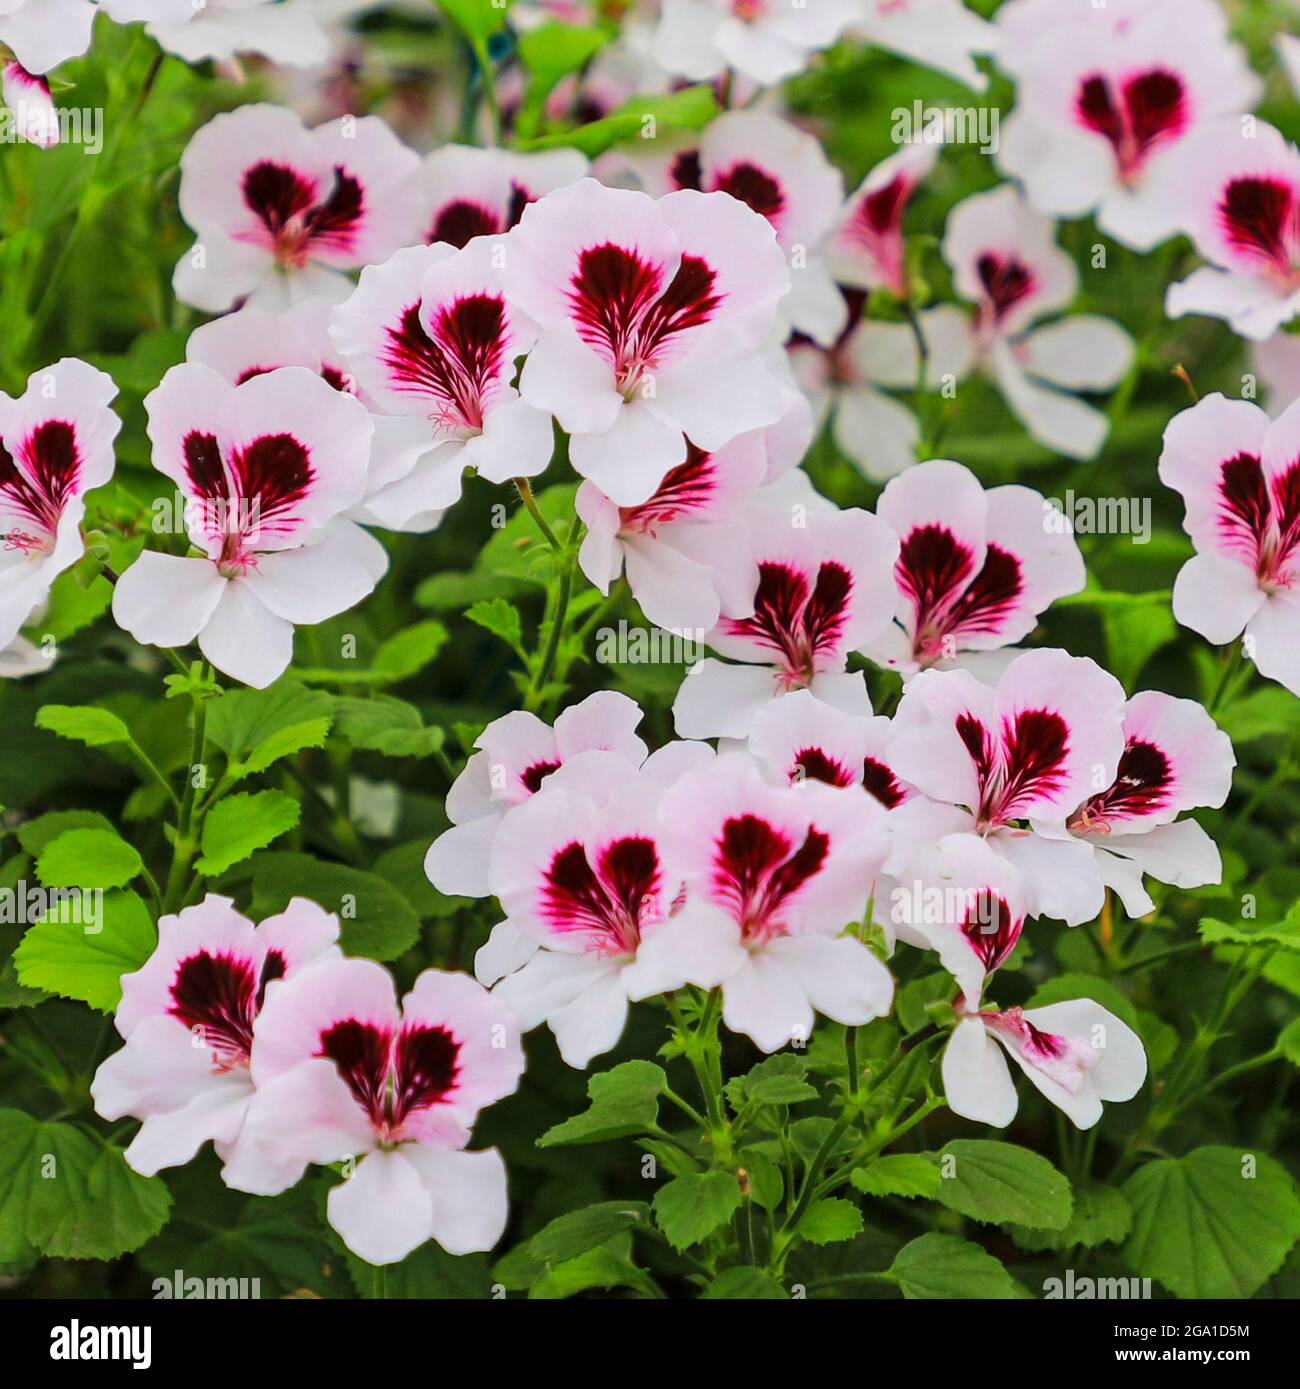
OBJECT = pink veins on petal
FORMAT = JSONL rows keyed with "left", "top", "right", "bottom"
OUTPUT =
{"left": 568, "top": 243, "right": 722, "bottom": 391}
{"left": 722, "top": 560, "right": 854, "bottom": 685}
{"left": 974, "top": 253, "right": 1036, "bottom": 329}
{"left": 240, "top": 161, "right": 365, "bottom": 266}
{"left": 0, "top": 420, "right": 81, "bottom": 553}
{"left": 383, "top": 295, "right": 508, "bottom": 431}
{"left": 1217, "top": 176, "right": 1300, "bottom": 284}
{"left": 1071, "top": 738, "right": 1171, "bottom": 831}
{"left": 896, "top": 524, "right": 1024, "bottom": 661}
{"left": 168, "top": 948, "right": 285, "bottom": 1069}
{"left": 1215, "top": 450, "right": 1300, "bottom": 589}
{"left": 711, "top": 814, "right": 830, "bottom": 944}
{"left": 540, "top": 836, "right": 663, "bottom": 956}
{"left": 1076, "top": 69, "right": 1187, "bottom": 179}
{"left": 957, "top": 706, "right": 1070, "bottom": 828}
{"left": 317, "top": 1017, "right": 461, "bottom": 1141}
{"left": 958, "top": 891, "right": 1020, "bottom": 973}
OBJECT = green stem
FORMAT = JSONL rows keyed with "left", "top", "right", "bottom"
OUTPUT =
{"left": 370, "top": 1263, "right": 387, "bottom": 1300}
{"left": 161, "top": 665, "right": 210, "bottom": 914}
{"left": 471, "top": 38, "right": 502, "bottom": 145}
{"left": 514, "top": 477, "right": 562, "bottom": 552}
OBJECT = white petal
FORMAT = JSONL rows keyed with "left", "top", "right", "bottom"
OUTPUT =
{"left": 942, "top": 1016, "right": 1018, "bottom": 1127}
{"left": 327, "top": 1149, "right": 434, "bottom": 1266}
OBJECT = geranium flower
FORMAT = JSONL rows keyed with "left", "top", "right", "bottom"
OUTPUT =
{"left": 0, "top": 0, "right": 95, "bottom": 73}
{"left": 173, "top": 103, "right": 423, "bottom": 312}
{"left": 940, "top": 184, "right": 1134, "bottom": 458}
{"left": 623, "top": 753, "right": 894, "bottom": 1052}
{"left": 103, "top": 0, "right": 331, "bottom": 68}
{"left": 627, "top": 111, "right": 848, "bottom": 345}
{"left": 2, "top": 60, "right": 57, "bottom": 145}
{"left": 184, "top": 298, "right": 419, "bottom": 555}
{"left": 1158, "top": 392, "right": 1300, "bottom": 694}
{"left": 746, "top": 687, "right": 915, "bottom": 809}
{"left": 0, "top": 358, "right": 120, "bottom": 649}
{"left": 480, "top": 751, "right": 717, "bottom": 1067}
{"left": 651, "top": 0, "right": 861, "bottom": 87}
{"left": 853, "top": 0, "right": 996, "bottom": 91}
{"left": 90, "top": 894, "right": 340, "bottom": 1185}
{"left": 887, "top": 648, "right": 1128, "bottom": 925}
{"left": 502, "top": 178, "right": 790, "bottom": 506}
{"left": 238, "top": 958, "right": 524, "bottom": 1265}
{"left": 576, "top": 431, "right": 768, "bottom": 632}
{"left": 330, "top": 240, "right": 553, "bottom": 523}
{"left": 420, "top": 144, "right": 589, "bottom": 248}
{"left": 111, "top": 362, "right": 377, "bottom": 688}
{"left": 789, "top": 294, "right": 975, "bottom": 482}
{"left": 1162, "top": 122, "right": 1300, "bottom": 341}
{"left": 995, "top": 0, "right": 1260, "bottom": 249}
{"left": 944, "top": 996, "right": 1147, "bottom": 1130}
{"left": 672, "top": 498, "right": 900, "bottom": 738}
{"left": 863, "top": 458, "right": 1085, "bottom": 676}
{"left": 825, "top": 145, "right": 938, "bottom": 301}
{"left": 426, "top": 689, "right": 650, "bottom": 899}
{"left": 1051, "top": 691, "right": 1234, "bottom": 916}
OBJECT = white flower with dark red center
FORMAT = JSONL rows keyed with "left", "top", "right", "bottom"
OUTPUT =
{"left": 746, "top": 687, "right": 916, "bottom": 809}
{"left": 862, "top": 458, "right": 1085, "bottom": 677}
{"left": 420, "top": 143, "right": 589, "bottom": 249}
{"left": 479, "top": 754, "right": 716, "bottom": 1068}
{"left": 173, "top": 103, "right": 422, "bottom": 313}
{"left": 995, "top": 0, "right": 1259, "bottom": 250}
{"left": 622, "top": 753, "right": 894, "bottom": 1052}
{"left": 111, "top": 362, "right": 377, "bottom": 689}
{"left": 1049, "top": 690, "right": 1234, "bottom": 917}
{"left": 887, "top": 648, "right": 1128, "bottom": 925}
{"left": 825, "top": 145, "right": 938, "bottom": 300}
{"left": 237, "top": 957, "right": 524, "bottom": 1265}
{"left": 853, "top": 0, "right": 996, "bottom": 91}
{"left": 89, "top": 894, "right": 340, "bottom": 1185}
{"left": 627, "top": 111, "right": 848, "bottom": 346}
{"left": 789, "top": 293, "right": 975, "bottom": 482}
{"left": 1158, "top": 392, "right": 1300, "bottom": 695}
{"left": 673, "top": 498, "right": 900, "bottom": 739}
{"left": 944, "top": 997, "right": 1146, "bottom": 1130}
{"left": 102, "top": 0, "right": 331, "bottom": 67}
{"left": 940, "top": 184, "right": 1134, "bottom": 459}
{"left": 652, "top": 0, "right": 861, "bottom": 86}
{"left": 1161, "top": 122, "right": 1300, "bottom": 342}
{"left": 502, "top": 178, "right": 790, "bottom": 506}
{"left": 1, "top": 60, "right": 57, "bottom": 146}
{"left": 577, "top": 432, "right": 769, "bottom": 632}
{"left": 426, "top": 690, "right": 651, "bottom": 900}
{"left": 186, "top": 298, "right": 441, "bottom": 541}
{"left": 0, "top": 358, "right": 120, "bottom": 648}
{"left": 330, "top": 240, "right": 553, "bottom": 524}
{"left": 0, "top": 0, "right": 95, "bottom": 74}
{"left": 887, "top": 830, "right": 1028, "bottom": 1006}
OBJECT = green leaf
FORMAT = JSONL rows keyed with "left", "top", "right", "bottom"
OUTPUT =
{"left": 37, "top": 828, "right": 142, "bottom": 890}
{"left": 932, "top": 1140, "right": 1073, "bottom": 1230}
{"left": 742, "top": 1153, "right": 783, "bottom": 1211}
{"left": 798, "top": 1198, "right": 864, "bottom": 1245}
{"left": 702, "top": 1266, "right": 788, "bottom": 1299}
{"left": 888, "top": 1232, "right": 1024, "bottom": 1299}
{"left": 206, "top": 681, "right": 334, "bottom": 760}
{"left": 527, "top": 1234, "right": 654, "bottom": 1299}
{"left": 519, "top": 21, "right": 608, "bottom": 87}
{"left": 17, "top": 810, "right": 115, "bottom": 857}
{"left": 13, "top": 890, "right": 155, "bottom": 1012}
{"left": 35, "top": 704, "right": 131, "bottom": 748}
{"left": 231, "top": 718, "right": 332, "bottom": 780}
{"left": 332, "top": 696, "right": 446, "bottom": 758}
{"left": 1122, "top": 1146, "right": 1300, "bottom": 1298}
{"left": 1027, "top": 971, "right": 1139, "bottom": 1030}
{"left": 725, "top": 1053, "right": 813, "bottom": 1110}
{"left": 851, "top": 1153, "right": 942, "bottom": 1200}
{"left": 436, "top": 0, "right": 508, "bottom": 45}
{"left": 1218, "top": 687, "right": 1300, "bottom": 744}
{"left": 492, "top": 1201, "right": 650, "bottom": 1289}
{"left": 653, "top": 1171, "right": 742, "bottom": 1251}
{"left": 1012, "top": 1185, "right": 1132, "bottom": 1252}
{"left": 537, "top": 1060, "right": 667, "bottom": 1146}
{"left": 1279, "top": 1017, "right": 1300, "bottom": 1066}
{"left": 466, "top": 597, "right": 525, "bottom": 654}
{"left": 346, "top": 1240, "right": 492, "bottom": 1299}
{"left": 372, "top": 621, "right": 449, "bottom": 682}
{"left": 196, "top": 790, "right": 300, "bottom": 875}
{"left": 1199, "top": 907, "right": 1300, "bottom": 953}
{"left": 0, "top": 1110, "right": 171, "bottom": 1262}
{"left": 248, "top": 852, "right": 420, "bottom": 961}
{"left": 517, "top": 87, "right": 718, "bottom": 157}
